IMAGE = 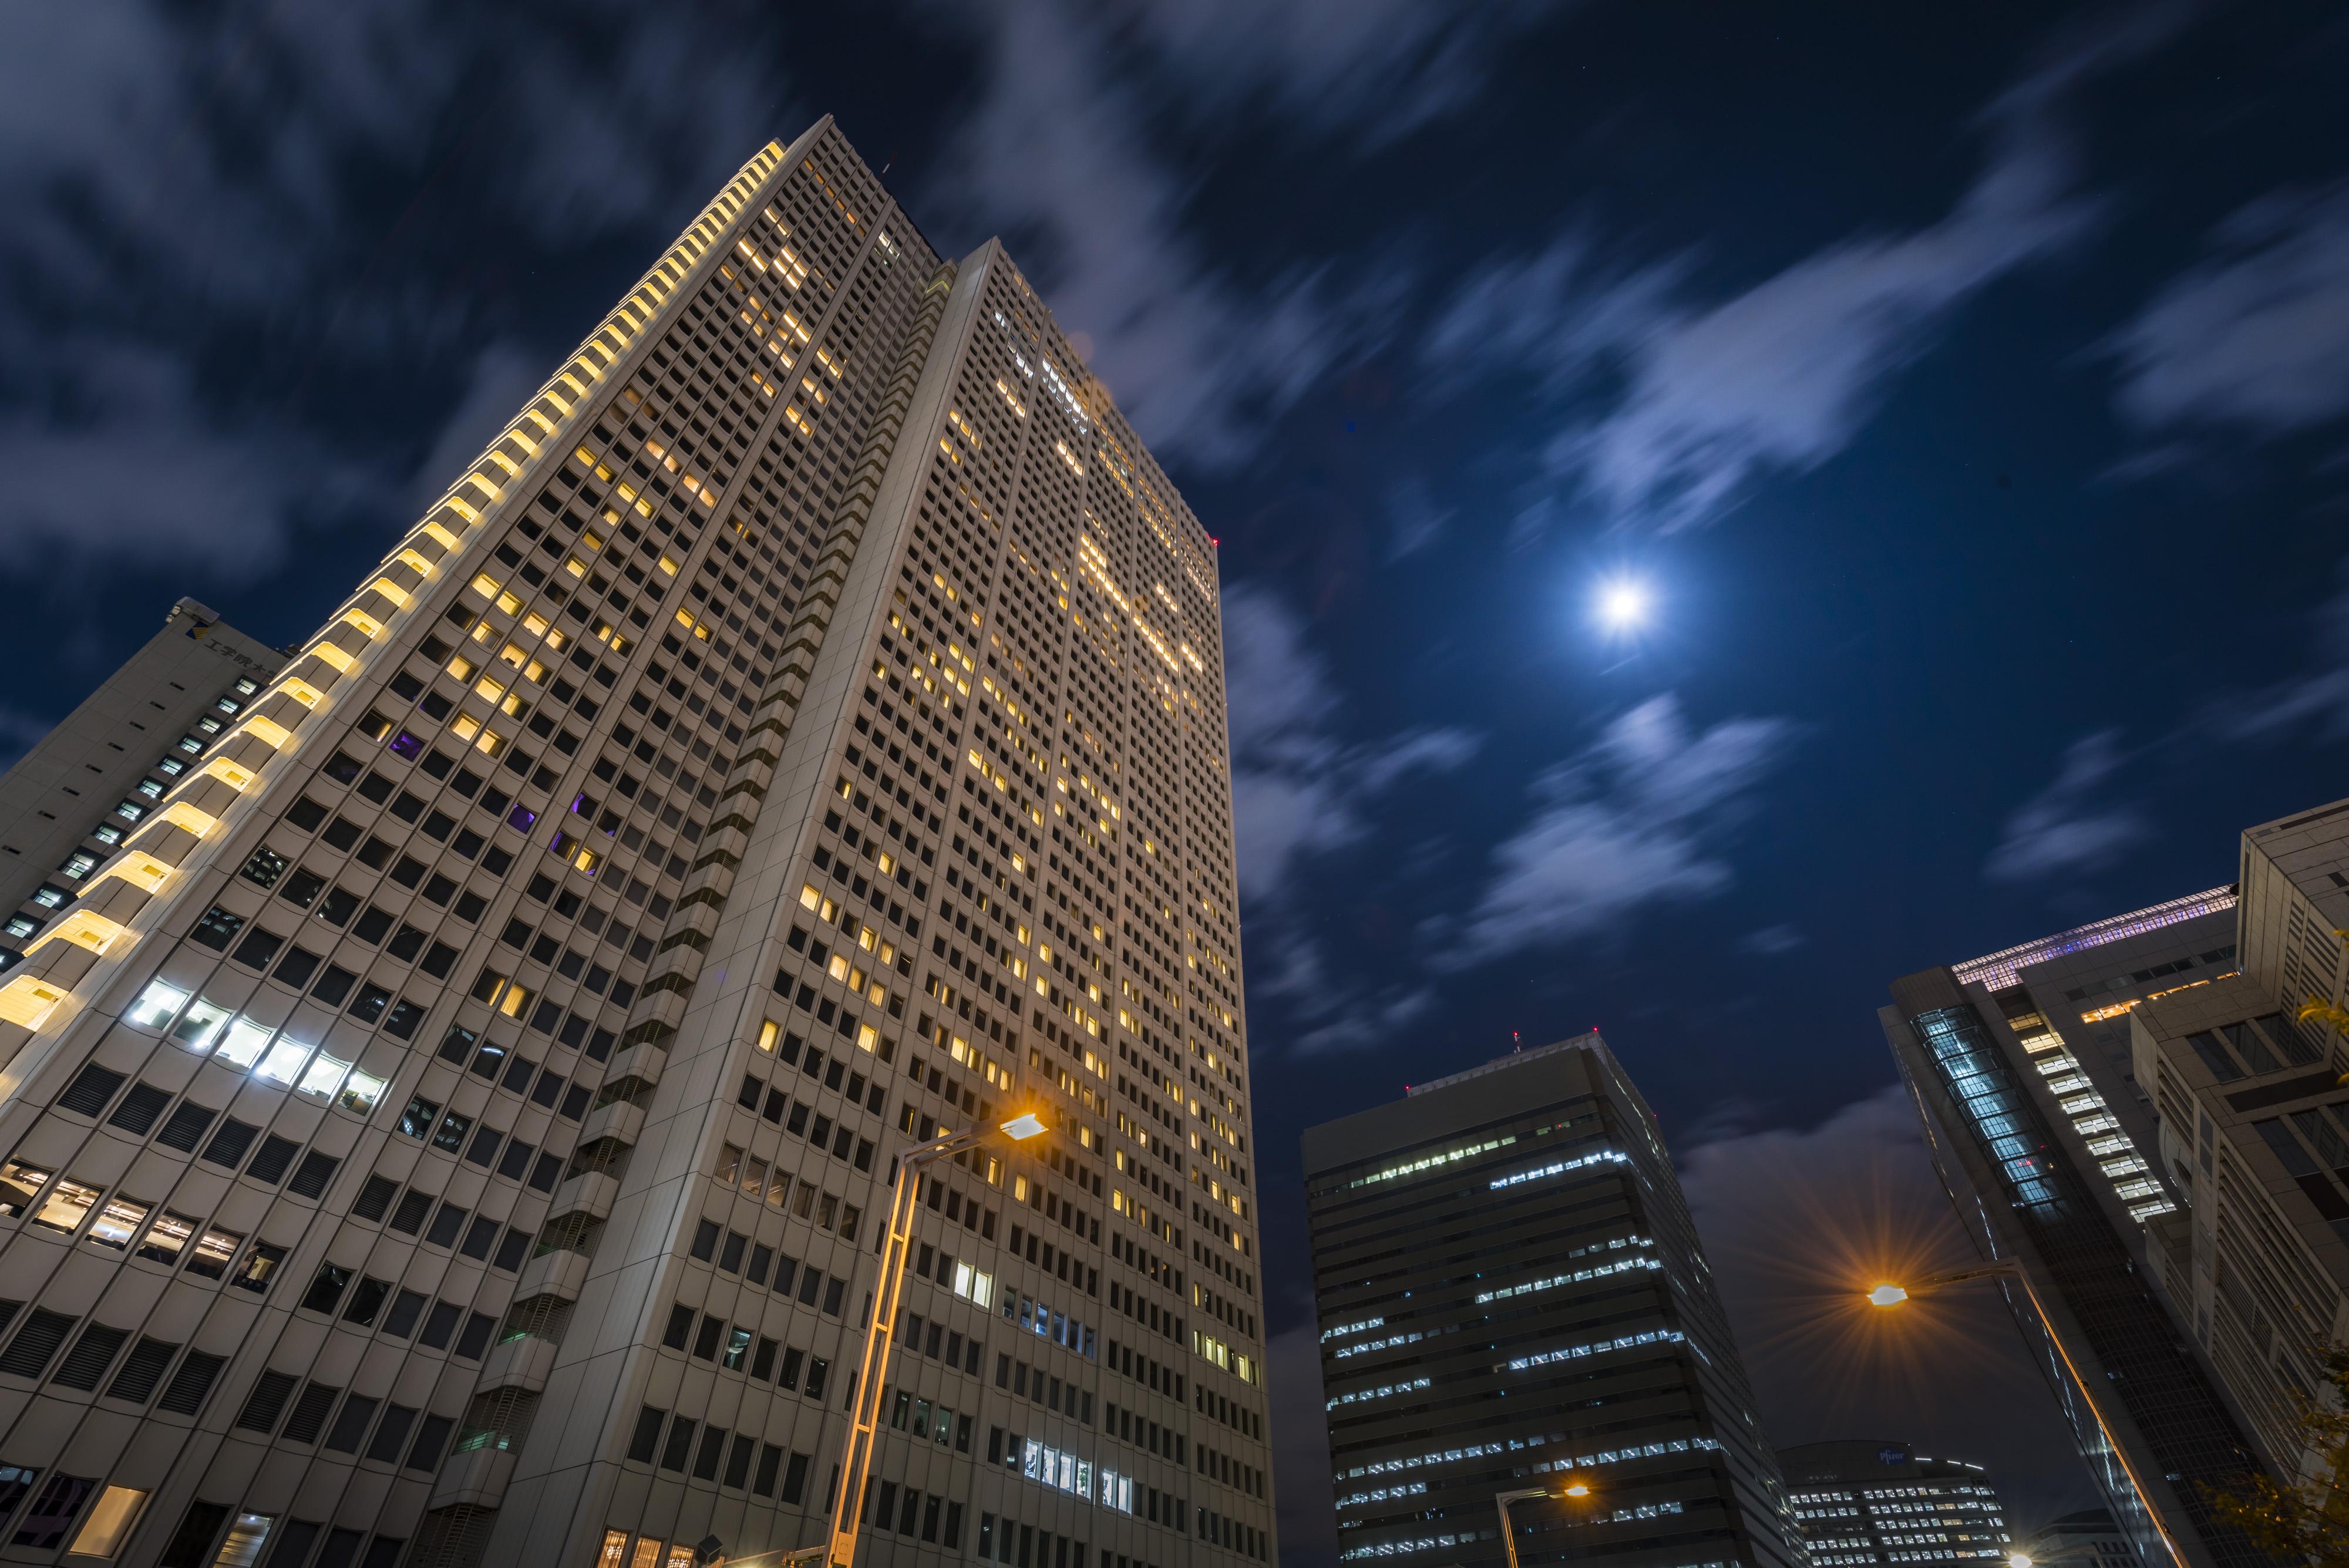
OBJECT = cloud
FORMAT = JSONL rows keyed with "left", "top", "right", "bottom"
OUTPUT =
{"left": 2109, "top": 183, "right": 2349, "bottom": 438}
{"left": 1223, "top": 584, "right": 1478, "bottom": 905}
{"left": 1983, "top": 729, "right": 2146, "bottom": 883}
{"left": 913, "top": 0, "right": 1395, "bottom": 469}
{"left": 1290, "top": 985, "right": 1439, "bottom": 1056}
{"left": 1124, "top": 0, "right": 1574, "bottom": 142}
{"left": 1432, "top": 13, "right": 2185, "bottom": 533}
{"left": 1384, "top": 479, "right": 1455, "bottom": 561}
{"left": 2205, "top": 558, "right": 2349, "bottom": 741}
{"left": 1736, "top": 924, "right": 1806, "bottom": 956}
{"left": 1676, "top": 1084, "right": 2100, "bottom": 1526}
{"left": 1439, "top": 695, "right": 1795, "bottom": 964}
{"left": 0, "top": 0, "right": 797, "bottom": 578}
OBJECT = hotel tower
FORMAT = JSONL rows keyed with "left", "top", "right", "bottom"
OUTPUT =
{"left": 0, "top": 120, "right": 1268, "bottom": 1568}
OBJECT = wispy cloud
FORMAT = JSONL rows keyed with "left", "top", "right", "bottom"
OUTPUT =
{"left": 1124, "top": 0, "right": 1575, "bottom": 142}
{"left": 1736, "top": 924, "right": 1806, "bottom": 957}
{"left": 1223, "top": 583, "right": 1477, "bottom": 906}
{"left": 1429, "top": 12, "right": 2184, "bottom": 533}
{"left": 1983, "top": 729, "right": 2146, "bottom": 883}
{"left": 2109, "top": 182, "right": 2349, "bottom": 440}
{"left": 0, "top": 0, "right": 796, "bottom": 576}
{"left": 914, "top": 0, "right": 1396, "bottom": 469}
{"left": 1437, "top": 695, "right": 1796, "bottom": 964}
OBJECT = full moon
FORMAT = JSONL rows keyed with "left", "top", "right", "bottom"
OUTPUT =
{"left": 1596, "top": 579, "right": 1650, "bottom": 631}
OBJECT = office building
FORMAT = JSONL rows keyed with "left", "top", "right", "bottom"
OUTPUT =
{"left": 0, "top": 117, "right": 1267, "bottom": 1568}
{"left": 0, "top": 598, "right": 282, "bottom": 968}
{"left": 2131, "top": 968, "right": 2349, "bottom": 1482}
{"left": 2017, "top": 1508, "right": 2135, "bottom": 1568}
{"left": 1778, "top": 1440, "right": 2011, "bottom": 1567}
{"left": 1884, "top": 903, "right": 2276, "bottom": 1568}
{"left": 1303, "top": 1033, "right": 1802, "bottom": 1568}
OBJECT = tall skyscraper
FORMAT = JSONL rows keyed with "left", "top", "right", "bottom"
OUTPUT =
{"left": 0, "top": 598, "right": 281, "bottom": 959}
{"left": 1778, "top": 1439, "right": 2013, "bottom": 1568}
{"left": 1884, "top": 901, "right": 2274, "bottom": 1568}
{"left": 1302, "top": 1033, "right": 1801, "bottom": 1568}
{"left": 0, "top": 118, "right": 1268, "bottom": 1568}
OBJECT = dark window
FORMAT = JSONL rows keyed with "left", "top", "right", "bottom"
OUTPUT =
{"left": 229, "top": 927, "right": 285, "bottom": 970}
{"left": 354, "top": 1176, "right": 398, "bottom": 1222}
{"left": 382, "top": 1291, "right": 426, "bottom": 1339}
{"left": 324, "top": 1394, "right": 379, "bottom": 1452}
{"left": 455, "top": 1311, "right": 495, "bottom": 1360}
{"left": 424, "top": 1204, "right": 467, "bottom": 1249}
{"left": 309, "top": 965, "right": 356, "bottom": 1007}
{"left": 419, "top": 1302, "right": 461, "bottom": 1350}
{"left": 398, "top": 1096, "right": 442, "bottom": 1139}
{"left": 272, "top": 947, "right": 322, "bottom": 990}
{"left": 200, "top": 1119, "right": 258, "bottom": 1167}
{"left": 341, "top": 1278, "right": 391, "bottom": 1327}
{"left": 156, "top": 1102, "right": 216, "bottom": 1152}
{"left": 628, "top": 1405, "right": 667, "bottom": 1463}
{"left": 366, "top": 1404, "right": 418, "bottom": 1463}
{"left": 191, "top": 906, "right": 246, "bottom": 950}
{"left": 58, "top": 1064, "right": 124, "bottom": 1118}
{"left": 299, "top": 1264, "right": 352, "bottom": 1315}
{"left": 244, "top": 1135, "right": 300, "bottom": 1185}
{"left": 288, "top": 1152, "right": 339, "bottom": 1199}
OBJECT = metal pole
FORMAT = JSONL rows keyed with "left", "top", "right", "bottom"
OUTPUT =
{"left": 1922, "top": 1263, "right": 2189, "bottom": 1568}
{"left": 1493, "top": 1487, "right": 1546, "bottom": 1568}
{"left": 822, "top": 1130, "right": 981, "bottom": 1568}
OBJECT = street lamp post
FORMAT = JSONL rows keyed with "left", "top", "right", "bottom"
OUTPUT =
{"left": 817, "top": 1111, "right": 1048, "bottom": 1568}
{"left": 1493, "top": 1479, "right": 1589, "bottom": 1568}
{"left": 1867, "top": 1261, "right": 2187, "bottom": 1568}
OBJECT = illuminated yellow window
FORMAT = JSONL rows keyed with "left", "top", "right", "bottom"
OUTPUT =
{"left": 497, "top": 590, "right": 523, "bottom": 615}
{"left": 471, "top": 573, "right": 502, "bottom": 599}
{"left": 758, "top": 1020, "right": 779, "bottom": 1053}
{"left": 657, "top": 555, "right": 679, "bottom": 577}
{"left": 450, "top": 714, "right": 482, "bottom": 742}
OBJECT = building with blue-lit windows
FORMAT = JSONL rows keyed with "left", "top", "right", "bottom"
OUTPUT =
{"left": 1779, "top": 1440, "right": 2011, "bottom": 1567}
{"left": 1301, "top": 1032, "right": 1801, "bottom": 1568}
{"left": 1884, "top": 898, "right": 2276, "bottom": 1568}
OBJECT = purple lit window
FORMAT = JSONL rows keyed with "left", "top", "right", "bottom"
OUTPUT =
{"left": 507, "top": 803, "right": 538, "bottom": 833}
{"left": 570, "top": 792, "right": 590, "bottom": 816}
{"left": 389, "top": 730, "right": 426, "bottom": 760}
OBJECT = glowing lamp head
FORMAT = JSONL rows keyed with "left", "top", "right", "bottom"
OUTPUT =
{"left": 999, "top": 1112, "right": 1048, "bottom": 1142}
{"left": 1867, "top": 1283, "right": 1910, "bottom": 1308}
{"left": 1596, "top": 578, "right": 1650, "bottom": 631}
{"left": 1560, "top": 1480, "right": 1591, "bottom": 1498}
{"left": 2008, "top": 1554, "right": 2034, "bottom": 1568}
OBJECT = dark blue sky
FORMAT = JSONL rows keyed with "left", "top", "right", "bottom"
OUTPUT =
{"left": 7, "top": 1, "right": 2349, "bottom": 1557}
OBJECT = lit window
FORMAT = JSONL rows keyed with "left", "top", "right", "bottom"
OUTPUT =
{"left": 31, "top": 1176, "right": 102, "bottom": 1234}
{"left": 67, "top": 1485, "right": 150, "bottom": 1559}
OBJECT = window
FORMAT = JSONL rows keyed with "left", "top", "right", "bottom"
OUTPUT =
{"left": 31, "top": 1177, "right": 101, "bottom": 1235}
{"left": 88, "top": 1196, "right": 150, "bottom": 1250}
{"left": 68, "top": 1485, "right": 148, "bottom": 1557}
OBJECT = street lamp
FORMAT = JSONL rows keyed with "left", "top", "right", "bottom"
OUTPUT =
{"left": 813, "top": 1110, "right": 1049, "bottom": 1568}
{"left": 1865, "top": 1261, "right": 2185, "bottom": 1568}
{"left": 1495, "top": 1479, "right": 1589, "bottom": 1568}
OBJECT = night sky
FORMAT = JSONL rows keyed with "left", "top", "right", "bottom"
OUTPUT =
{"left": 9, "top": 2, "right": 2349, "bottom": 1560}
